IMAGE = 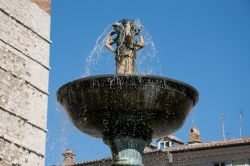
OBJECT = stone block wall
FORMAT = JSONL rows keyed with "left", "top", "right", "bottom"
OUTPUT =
{"left": 0, "top": 0, "right": 50, "bottom": 165}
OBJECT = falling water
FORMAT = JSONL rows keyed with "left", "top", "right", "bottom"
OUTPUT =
{"left": 82, "top": 20, "right": 162, "bottom": 77}
{"left": 134, "top": 19, "right": 162, "bottom": 75}
{"left": 47, "top": 102, "right": 74, "bottom": 165}
{"left": 83, "top": 24, "right": 114, "bottom": 77}
{"left": 57, "top": 102, "right": 72, "bottom": 154}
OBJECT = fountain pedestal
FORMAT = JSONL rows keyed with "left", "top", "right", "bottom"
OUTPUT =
{"left": 103, "top": 120, "right": 153, "bottom": 166}
{"left": 107, "top": 137, "right": 146, "bottom": 166}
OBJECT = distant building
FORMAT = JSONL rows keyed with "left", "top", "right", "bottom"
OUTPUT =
{"left": 55, "top": 129, "right": 250, "bottom": 166}
{"left": 157, "top": 135, "right": 184, "bottom": 149}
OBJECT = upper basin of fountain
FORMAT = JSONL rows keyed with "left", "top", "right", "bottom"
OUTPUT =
{"left": 57, "top": 74, "right": 198, "bottom": 140}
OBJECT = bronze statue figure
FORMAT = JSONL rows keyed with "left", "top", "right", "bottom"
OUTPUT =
{"left": 105, "top": 19, "right": 144, "bottom": 74}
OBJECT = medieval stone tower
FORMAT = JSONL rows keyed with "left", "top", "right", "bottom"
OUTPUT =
{"left": 0, "top": 0, "right": 50, "bottom": 165}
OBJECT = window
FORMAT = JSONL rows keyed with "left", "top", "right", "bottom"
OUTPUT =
{"left": 159, "top": 142, "right": 164, "bottom": 149}
{"left": 158, "top": 141, "right": 171, "bottom": 149}
{"left": 165, "top": 141, "right": 170, "bottom": 147}
{"left": 214, "top": 162, "right": 225, "bottom": 166}
{"left": 232, "top": 160, "right": 245, "bottom": 166}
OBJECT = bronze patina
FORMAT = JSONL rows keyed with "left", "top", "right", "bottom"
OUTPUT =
{"left": 105, "top": 19, "right": 144, "bottom": 74}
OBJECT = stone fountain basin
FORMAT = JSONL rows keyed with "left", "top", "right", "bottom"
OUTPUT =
{"left": 57, "top": 75, "right": 199, "bottom": 140}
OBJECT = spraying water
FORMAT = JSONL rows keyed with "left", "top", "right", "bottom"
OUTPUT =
{"left": 82, "top": 24, "right": 113, "bottom": 77}
{"left": 83, "top": 20, "right": 162, "bottom": 77}
{"left": 136, "top": 20, "right": 162, "bottom": 75}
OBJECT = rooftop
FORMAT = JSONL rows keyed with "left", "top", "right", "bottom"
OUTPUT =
{"left": 70, "top": 137, "right": 250, "bottom": 166}
{"left": 168, "top": 137, "right": 250, "bottom": 153}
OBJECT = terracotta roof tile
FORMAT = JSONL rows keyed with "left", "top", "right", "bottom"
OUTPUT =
{"left": 71, "top": 137, "right": 250, "bottom": 165}
{"left": 167, "top": 137, "right": 250, "bottom": 153}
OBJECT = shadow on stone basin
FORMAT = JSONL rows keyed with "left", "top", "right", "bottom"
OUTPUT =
{"left": 57, "top": 74, "right": 199, "bottom": 141}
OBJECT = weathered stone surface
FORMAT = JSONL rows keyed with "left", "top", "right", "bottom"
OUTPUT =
{"left": 0, "top": 69, "right": 48, "bottom": 129}
{"left": 31, "top": 0, "right": 51, "bottom": 15}
{"left": 0, "top": 0, "right": 50, "bottom": 165}
{"left": 0, "top": 0, "right": 50, "bottom": 40}
{"left": 0, "top": 10, "right": 50, "bottom": 68}
{"left": 0, "top": 108, "right": 46, "bottom": 155}
{"left": 0, "top": 41, "right": 49, "bottom": 93}
{"left": 0, "top": 138, "right": 44, "bottom": 166}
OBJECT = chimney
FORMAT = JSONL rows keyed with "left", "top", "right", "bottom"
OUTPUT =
{"left": 62, "top": 148, "right": 75, "bottom": 166}
{"left": 188, "top": 127, "right": 202, "bottom": 144}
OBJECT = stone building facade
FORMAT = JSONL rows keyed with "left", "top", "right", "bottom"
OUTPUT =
{"left": 0, "top": 0, "right": 51, "bottom": 165}
{"left": 67, "top": 137, "right": 250, "bottom": 166}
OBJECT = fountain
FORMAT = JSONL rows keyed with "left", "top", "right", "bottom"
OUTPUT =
{"left": 57, "top": 19, "right": 199, "bottom": 166}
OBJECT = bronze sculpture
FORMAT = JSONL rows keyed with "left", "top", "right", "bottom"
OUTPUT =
{"left": 105, "top": 19, "right": 144, "bottom": 74}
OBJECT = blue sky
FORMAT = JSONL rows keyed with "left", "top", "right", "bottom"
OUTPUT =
{"left": 46, "top": 0, "right": 250, "bottom": 165}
